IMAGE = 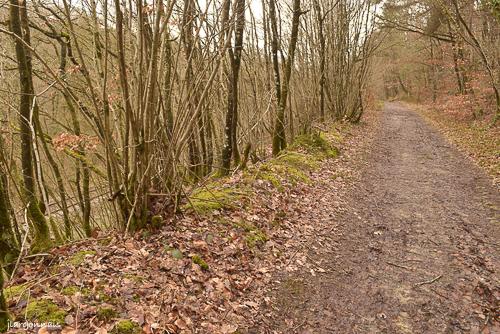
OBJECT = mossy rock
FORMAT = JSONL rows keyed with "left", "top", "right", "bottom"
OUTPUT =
{"left": 192, "top": 255, "right": 209, "bottom": 271}
{"left": 112, "top": 320, "right": 142, "bottom": 334}
{"left": 67, "top": 250, "right": 96, "bottom": 266}
{"left": 97, "top": 306, "right": 117, "bottom": 322}
{"left": 26, "top": 299, "right": 67, "bottom": 324}
{"left": 184, "top": 184, "right": 248, "bottom": 214}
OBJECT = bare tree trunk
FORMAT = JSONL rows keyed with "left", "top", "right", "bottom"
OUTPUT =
{"left": 182, "top": 0, "right": 203, "bottom": 178}
{"left": 9, "top": 0, "right": 51, "bottom": 251}
{"left": 221, "top": 0, "right": 246, "bottom": 174}
{"left": 448, "top": 23, "right": 466, "bottom": 94}
{"left": 268, "top": 0, "right": 282, "bottom": 104}
{"left": 430, "top": 38, "right": 438, "bottom": 103}
{"left": 314, "top": 0, "right": 326, "bottom": 122}
{"left": 34, "top": 116, "right": 71, "bottom": 239}
{"left": 273, "top": 0, "right": 303, "bottom": 155}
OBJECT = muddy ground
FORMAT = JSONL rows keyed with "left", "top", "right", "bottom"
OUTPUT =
{"left": 254, "top": 102, "right": 500, "bottom": 334}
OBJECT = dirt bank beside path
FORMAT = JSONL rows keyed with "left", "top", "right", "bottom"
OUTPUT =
{"left": 255, "top": 102, "right": 500, "bottom": 334}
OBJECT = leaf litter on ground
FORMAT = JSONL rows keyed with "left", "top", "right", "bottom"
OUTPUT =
{"left": 5, "top": 111, "right": 380, "bottom": 334}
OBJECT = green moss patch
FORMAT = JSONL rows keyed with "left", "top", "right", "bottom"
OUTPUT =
{"left": 277, "top": 151, "right": 320, "bottom": 169}
{"left": 257, "top": 160, "right": 312, "bottom": 186}
{"left": 4, "top": 284, "right": 28, "bottom": 301}
{"left": 97, "top": 306, "right": 117, "bottom": 322}
{"left": 61, "top": 285, "right": 91, "bottom": 296}
{"left": 289, "top": 132, "right": 340, "bottom": 159}
{"left": 123, "top": 273, "right": 144, "bottom": 283}
{"left": 184, "top": 131, "right": 340, "bottom": 211}
{"left": 254, "top": 168, "right": 283, "bottom": 190}
{"left": 26, "top": 299, "right": 67, "bottom": 324}
{"left": 250, "top": 137, "right": 338, "bottom": 189}
{"left": 184, "top": 184, "right": 248, "bottom": 214}
{"left": 96, "top": 291, "right": 113, "bottom": 302}
{"left": 112, "top": 320, "right": 142, "bottom": 334}
{"left": 191, "top": 255, "right": 209, "bottom": 271}
{"left": 222, "top": 219, "right": 268, "bottom": 248}
{"left": 151, "top": 215, "right": 163, "bottom": 228}
{"left": 67, "top": 250, "right": 96, "bottom": 266}
{"left": 245, "top": 229, "right": 268, "bottom": 248}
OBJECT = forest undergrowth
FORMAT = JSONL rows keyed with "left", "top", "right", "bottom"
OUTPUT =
{"left": 1, "top": 0, "right": 499, "bottom": 331}
{"left": 4, "top": 110, "right": 379, "bottom": 334}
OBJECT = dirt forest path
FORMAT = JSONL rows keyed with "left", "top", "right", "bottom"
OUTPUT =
{"left": 258, "top": 103, "right": 500, "bottom": 334}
